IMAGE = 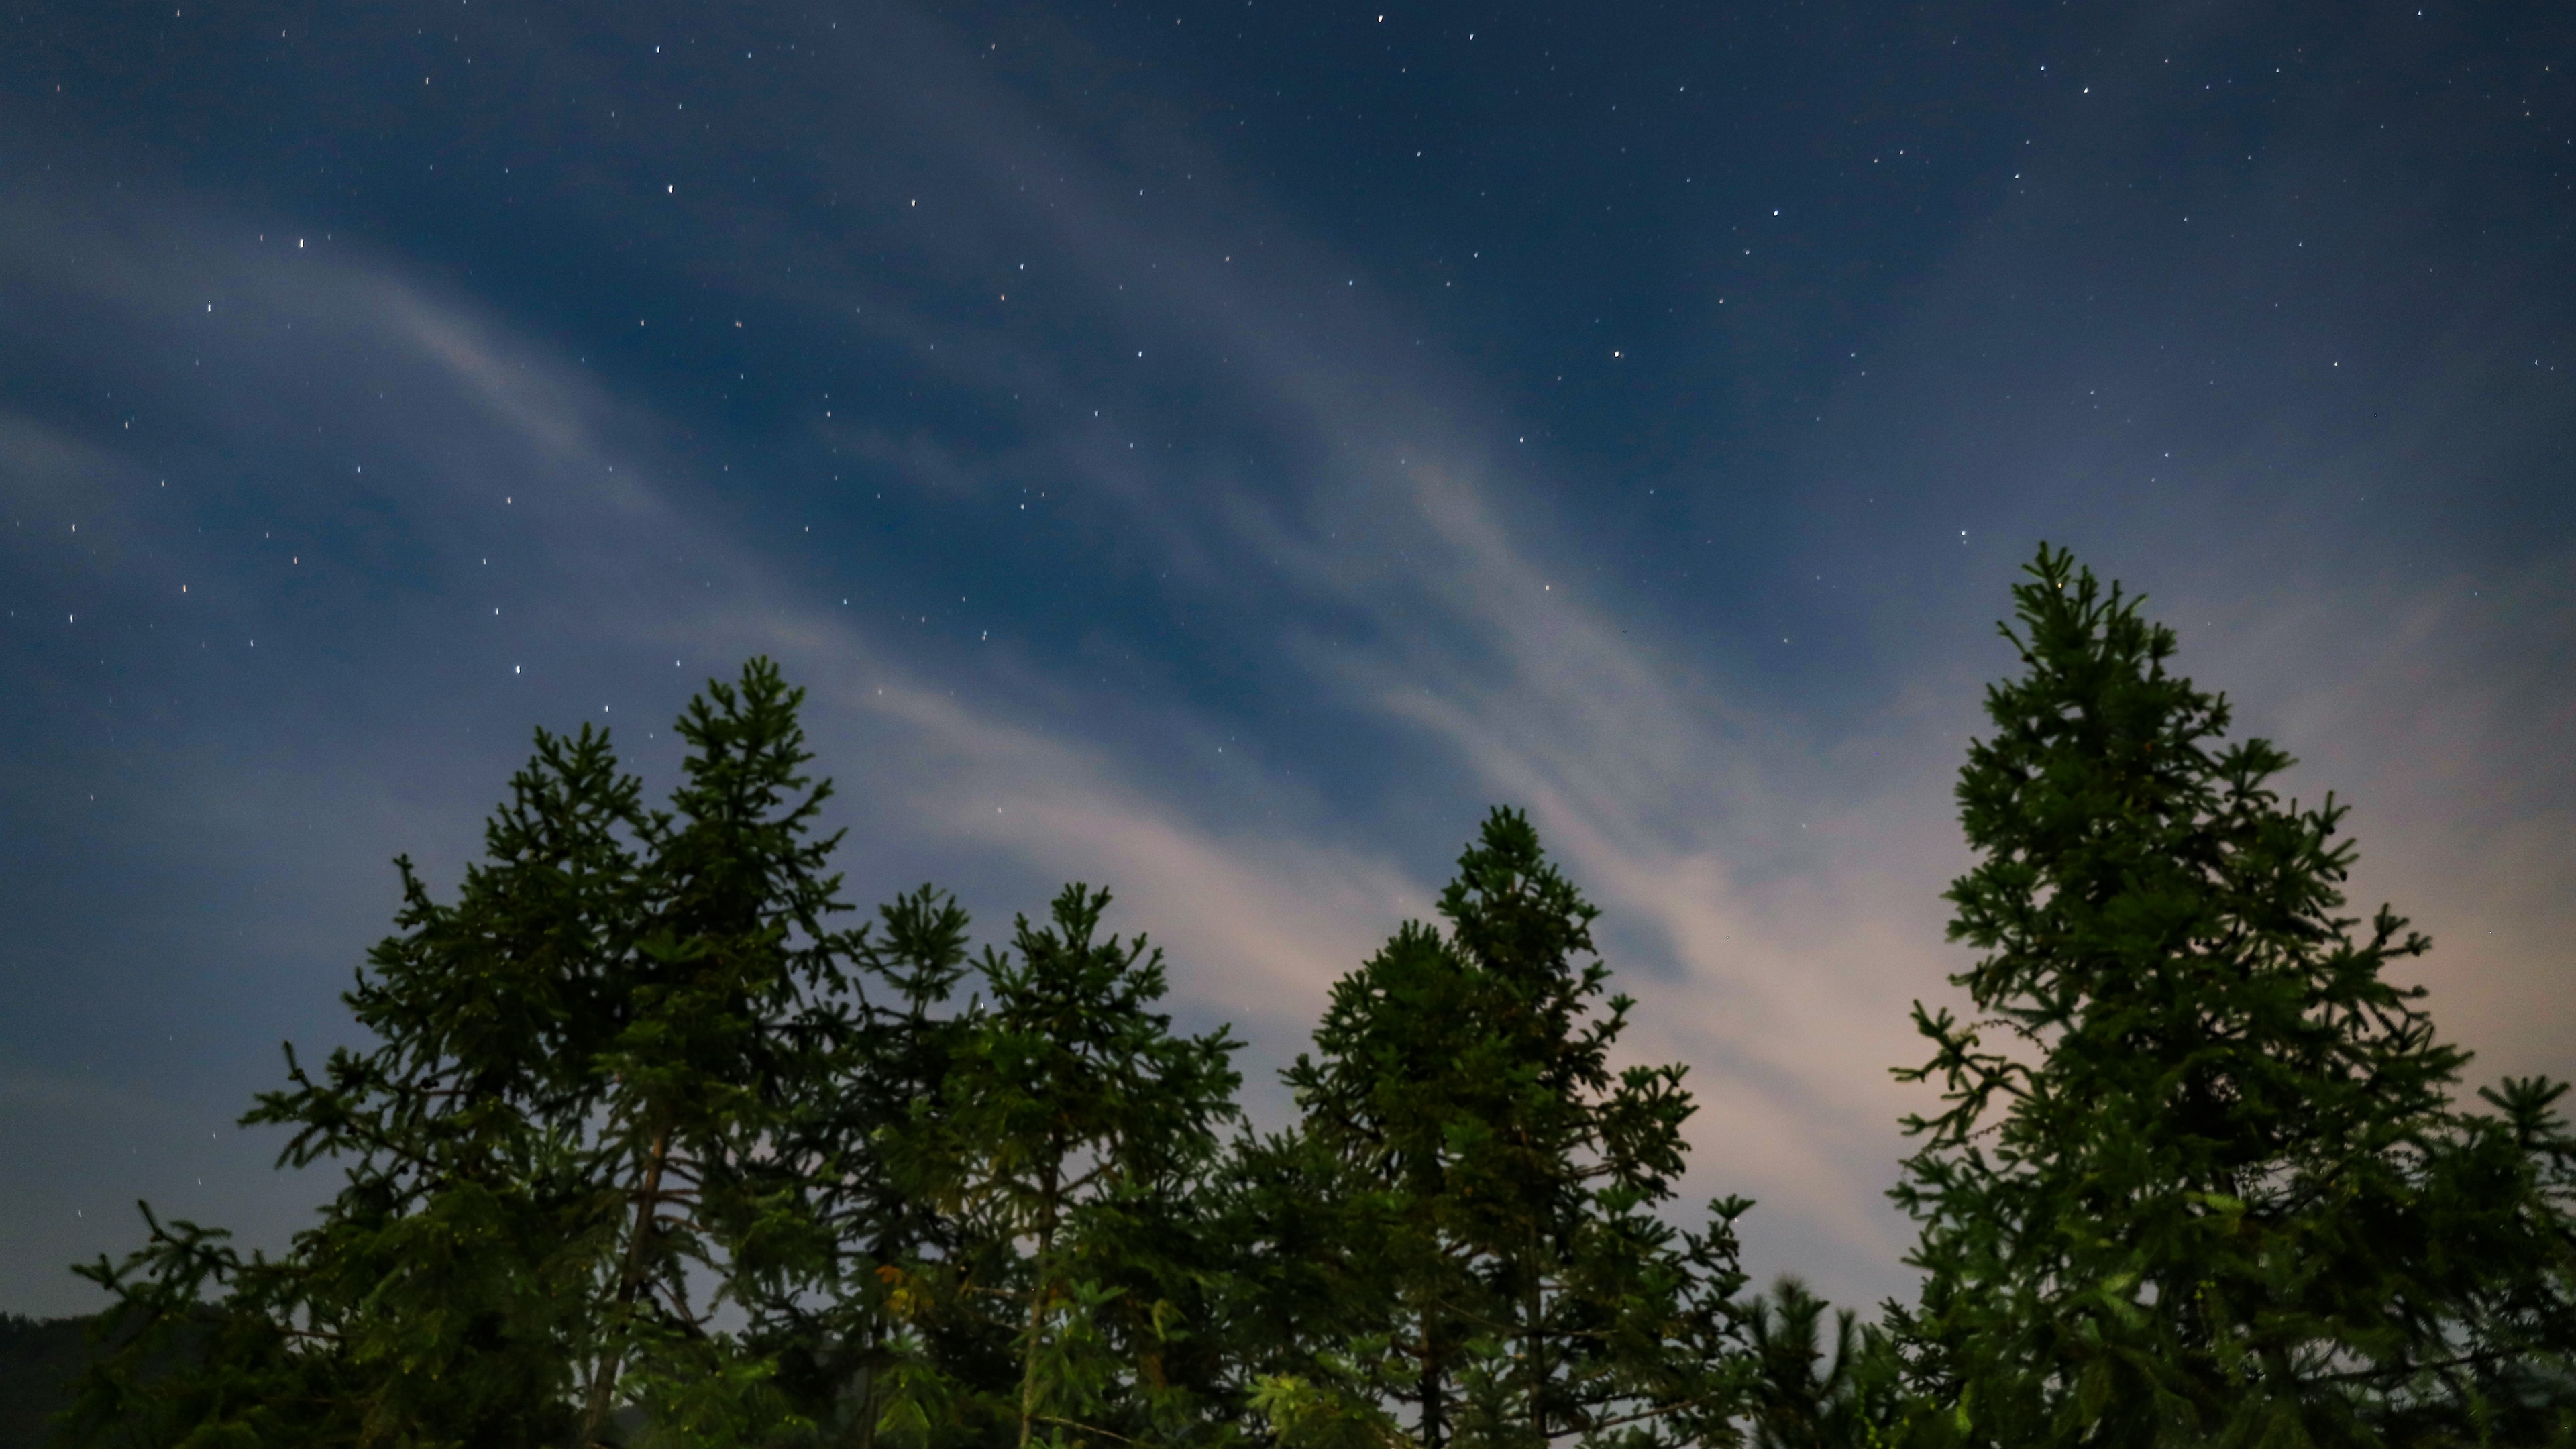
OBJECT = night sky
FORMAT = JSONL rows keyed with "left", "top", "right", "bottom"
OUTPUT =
{"left": 5, "top": 0, "right": 2573, "bottom": 1319}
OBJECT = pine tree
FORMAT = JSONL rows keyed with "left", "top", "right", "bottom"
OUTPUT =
{"left": 1890, "top": 545, "right": 2576, "bottom": 1449}
{"left": 758, "top": 883, "right": 999, "bottom": 1448}
{"left": 1741, "top": 1279, "right": 1898, "bottom": 1449}
{"left": 1263, "top": 808, "right": 1749, "bottom": 1449}
{"left": 565, "top": 657, "right": 869, "bottom": 1446}
{"left": 67, "top": 722, "right": 643, "bottom": 1448}
{"left": 68, "top": 659, "right": 874, "bottom": 1448}
{"left": 877, "top": 885, "right": 1244, "bottom": 1449}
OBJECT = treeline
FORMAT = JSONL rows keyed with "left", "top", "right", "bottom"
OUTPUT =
{"left": 59, "top": 548, "right": 2576, "bottom": 1448}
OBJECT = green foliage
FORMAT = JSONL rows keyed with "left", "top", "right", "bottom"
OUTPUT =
{"left": 63, "top": 674, "right": 1764, "bottom": 1449}
{"left": 74, "top": 549, "right": 2565, "bottom": 1449}
{"left": 757, "top": 884, "right": 998, "bottom": 1448}
{"left": 1249, "top": 1360, "right": 1410, "bottom": 1449}
{"left": 1888, "top": 545, "right": 2576, "bottom": 1449}
{"left": 1740, "top": 1279, "right": 1902, "bottom": 1449}
{"left": 567, "top": 659, "right": 874, "bottom": 1445}
{"left": 68, "top": 661, "right": 865, "bottom": 1448}
{"left": 1261, "top": 808, "right": 1750, "bottom": 1449}
{"left": 877, "top": 886, "right": 1244, "bottom": 1449}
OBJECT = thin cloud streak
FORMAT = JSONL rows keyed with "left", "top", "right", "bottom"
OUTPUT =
{"left": 439, "top": 4, "right": 2004, "bottom": 1296}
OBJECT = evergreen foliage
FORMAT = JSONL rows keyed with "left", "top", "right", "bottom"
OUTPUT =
{"left": 1255, "top": 809, "right": 1750, "bottom": 1449}
{"left": 875, "top": 885, "right": 1245, "bottom": 1449}
{"left": 68, "top": 660, "right": 871, "bottom": 1448}
{"left": 1739, "top": 1279, "right": 1902, "bottom": 1449}
{"left": 54, "top": 552, "right": 2573, "bottom": 1449}
{"left": 760, "top": 885, "right": 996, "bottom": 1448}
{"left": 1888, "top": 545, "right": 2576, "bottom": 1448}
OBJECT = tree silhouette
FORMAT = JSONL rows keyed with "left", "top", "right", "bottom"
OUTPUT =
{"left": 1890, "top": 545, "right": 2576, "bottom": 1448}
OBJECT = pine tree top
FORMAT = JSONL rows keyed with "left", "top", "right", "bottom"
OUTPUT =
{"left": 1888, "top": 544, "right": 2576, "bottom": 1449}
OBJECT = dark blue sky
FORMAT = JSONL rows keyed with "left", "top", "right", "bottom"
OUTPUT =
{"left": 4, "top": 0, "right": 2572, "bottom": 1317}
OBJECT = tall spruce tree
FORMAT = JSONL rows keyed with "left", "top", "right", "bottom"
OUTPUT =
{"left": 66, "top": 722, "right": 643, "bottom": 1448}
{"left": 564, "top": 658, "right": 869, "bottom": 1446}
{"left": 1261, "top": 809, "right": 1748, "bottom": 1449}
{"left": 1890, "top": 546, "right": 2576, "bottom": 1449}
{"left": 877, "top": 885, "right": 1244, "bottom": 1449}
{"left": 1740, "top": 1279, "right": 1899, "bottom": 1449}
{"left": 757, "top": 883, "right": 1000, "bottom": 1448}
{"left": 66, "top": 659, "right": 875, "bottom": 1449}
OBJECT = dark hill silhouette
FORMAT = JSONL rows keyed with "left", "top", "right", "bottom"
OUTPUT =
{"left": 0, "top": 1313, "right": 92, "bottom": 1449}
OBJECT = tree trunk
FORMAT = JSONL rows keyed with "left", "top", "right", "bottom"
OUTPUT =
{"left": 1017, "top": 1155, "right": 1063, "bottom": 1449}
{"left": 574, "top": 1116, "right": 674, "bottom": 1448}
{"left": 1419, "top": 1330, "right": 1446, "bottom": 1449}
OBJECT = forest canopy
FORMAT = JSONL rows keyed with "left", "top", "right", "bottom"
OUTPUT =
{"left": 52, "top": 547, "right": 2576, "bottom": 1449}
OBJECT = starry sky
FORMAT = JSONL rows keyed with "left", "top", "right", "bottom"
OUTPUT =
{"left": 5, "top": 0, "right": 2573, "bottom": 1319}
